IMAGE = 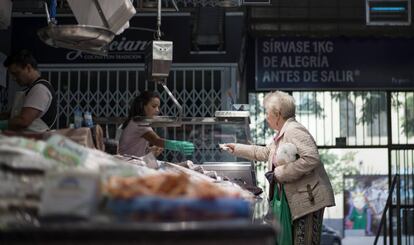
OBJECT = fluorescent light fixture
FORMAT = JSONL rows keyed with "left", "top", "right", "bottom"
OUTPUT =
{"left": 370, "top": 6, "right": 406, "bottom": 11}
{"left": 366, "top": 0, "right": 411, "bottom": 25}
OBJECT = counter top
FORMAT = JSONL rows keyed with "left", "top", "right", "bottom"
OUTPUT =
{"left": 2, "top": 218, "right": 276, "bottom": 245}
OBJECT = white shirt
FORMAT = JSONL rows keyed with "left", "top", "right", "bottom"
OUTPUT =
{"left": 10, "top": 83, "right": 53, "bottom": 133}
{"left": 24, "top": 83, "right": 53, "bottom": 132}
{"left": 23, "top": 83, "right": 52, "bottom": 118}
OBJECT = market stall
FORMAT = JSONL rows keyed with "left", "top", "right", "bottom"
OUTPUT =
{"left": 0, "top": 1, "right": 277, "bottom": 243}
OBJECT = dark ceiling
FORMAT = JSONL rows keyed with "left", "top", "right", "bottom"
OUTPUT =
{"left": 247, "top": 0, "right": 414, "bottom": 37}
{"left": 10, "top": 0, "right": 414, "bottom": 37}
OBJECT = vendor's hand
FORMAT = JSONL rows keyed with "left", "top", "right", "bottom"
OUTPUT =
{"left": 165, "top": 140, "right": 195, "bottom": 155}
{"left": 222, "top": 143, "right": 235, "bottom": 153}
{"left": 149, "top": 145, "right": 163, "bottom": 157}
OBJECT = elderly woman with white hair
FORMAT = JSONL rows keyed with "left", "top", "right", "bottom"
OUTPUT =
{"left": 224, "top": 91, "right": 335, "bottom": 245}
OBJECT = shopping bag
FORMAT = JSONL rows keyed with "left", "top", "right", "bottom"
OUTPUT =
{"left": 271, "top": 184, "right": 292, "bottom": 245}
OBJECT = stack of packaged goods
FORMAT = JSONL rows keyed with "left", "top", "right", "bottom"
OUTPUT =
{"left": 0, "top": 134, "right": 254, "bottom": 225}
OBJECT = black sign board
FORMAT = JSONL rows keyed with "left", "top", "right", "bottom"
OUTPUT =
{"left": 255, "top": 37, "right": 414, "bottom": 90}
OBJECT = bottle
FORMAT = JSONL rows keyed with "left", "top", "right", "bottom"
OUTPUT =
{"left": 74, "top": 107, "right": 83, "bottom": 128}
{"left": 84, "top": 111, "right": 93, "bottom": 128}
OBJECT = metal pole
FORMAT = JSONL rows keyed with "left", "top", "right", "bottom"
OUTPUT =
{"left": 374, "top": 175, "right": 398, "bottom": 245}
{"left": 156, "top": 0, "right": 162, "bottom": 40}
{"left": 387, "top": 91, "right": 394, "bottom": 245}
{"left": 44, "top": 2, "right": 51, "bottom": 24}
{"left": 396, "top": 174, "right": 401, "bottom": 245}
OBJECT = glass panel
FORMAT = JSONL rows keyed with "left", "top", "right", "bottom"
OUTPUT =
{"left": 249, "top": 91, "right": 388, "bottom": 146}
{"left": 391, "top": 149, "right": 414, "bottom": 206}
{"left": 391, "top": 92, "right": 414, "bottom": 144}
{"left": 156, "top": 118, "right": 251, "bottom": 163}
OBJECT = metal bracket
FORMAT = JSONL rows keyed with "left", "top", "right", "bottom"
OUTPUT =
{"left": 92, "top": 0, "right": 110, "bottom": 29}
{"left": 158, "top": 79, "right": 183, "bottom": 119}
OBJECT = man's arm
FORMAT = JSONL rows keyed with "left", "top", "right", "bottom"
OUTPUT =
{"left": 8, "top": 107, "right": 42, "bottom": 130}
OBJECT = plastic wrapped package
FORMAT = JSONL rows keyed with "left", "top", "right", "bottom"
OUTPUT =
{"left": 39, "top": 170, "right": 101, "bottom": 219}
{"left": 43, "top": 135, "right": 158, "bottom": 178}
{"left": 0, "top": 137, "right": 50, "bottom": 208}
{"left": 0, "top": 169, "right": 44, "bottom": 201}
{"left": 44, "top": 134, "right": 119, "bottom": 170}
{"left": 0, "top": 136, "right": 57, "bottom": 170}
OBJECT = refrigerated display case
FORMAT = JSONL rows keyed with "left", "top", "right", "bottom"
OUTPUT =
{"left": 153, "top": 111, "right": 257, "bottom": 187}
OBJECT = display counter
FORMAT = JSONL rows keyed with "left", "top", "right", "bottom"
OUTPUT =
{"left": 1, "top": 194, "right": 276, "bottom": 245}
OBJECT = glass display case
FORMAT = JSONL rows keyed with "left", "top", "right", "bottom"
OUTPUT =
{"left": 96, "top": 111, "right": 257, "bottom": 186}
{"left": 155, "top": 111, "right": 257, "bottom": 186}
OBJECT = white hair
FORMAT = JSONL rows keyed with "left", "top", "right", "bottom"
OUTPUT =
{"left": 263, "top": 91, "right": 296, "bottom": 119}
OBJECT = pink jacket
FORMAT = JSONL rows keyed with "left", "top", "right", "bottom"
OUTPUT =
{"left": 233, "top": 118, "right": 335, "bottom": 220}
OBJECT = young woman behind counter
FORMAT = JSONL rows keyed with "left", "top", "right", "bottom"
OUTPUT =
{"left": 118, "top": 91, "right": 194, "bottom": 157}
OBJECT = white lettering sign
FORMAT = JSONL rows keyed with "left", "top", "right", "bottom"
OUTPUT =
{"left": 258, "top": 39, "right": 360, "bottom": 86}
{"left": 65, "top": 38, "right": 150, "bottom": 61}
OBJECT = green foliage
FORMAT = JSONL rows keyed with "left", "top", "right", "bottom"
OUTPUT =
{"left": 358, "top": 93, "right": 387, "bottom": 125}
{"left": 331, "top": 91, "right": 387, "bottom": 125}
{"left": 296, "top": 93, "right": 325, "bottom": 118}
{"left": 401, "top": 95, "right": 414, "bottom": 137}
{"left": 319, "top": 149, "right": 360, "bottom": 195}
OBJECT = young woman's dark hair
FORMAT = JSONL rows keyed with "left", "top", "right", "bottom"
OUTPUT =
{"left": 122, "top": 91, "right": 160, "bottom": 129}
